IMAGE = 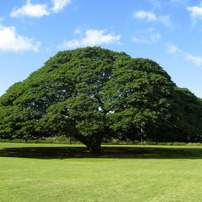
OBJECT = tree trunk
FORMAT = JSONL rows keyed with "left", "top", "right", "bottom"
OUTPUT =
{"left": 87, "top": 138, "right": 102, "bottom": 155}
{"left": 75, "top": 132, "right": 103, "bottom": 155}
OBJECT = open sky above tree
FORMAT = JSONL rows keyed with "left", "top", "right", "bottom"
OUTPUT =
{"left": 0, "top": 0, "right": 202, "bottom": 98}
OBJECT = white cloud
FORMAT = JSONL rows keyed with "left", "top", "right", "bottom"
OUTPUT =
{"left": 0, "top": 25, "right": 40, "bottom": 52}
{"left": 169, "top": 0, "right": 186, "bottom": 3}
{"left": 10, "top": 0, "right": 49, "bottom": 18}
{"left": 149, "top": 0, "right": 162, "bottom": 9}
{"left": 10, "top": 0, "right": 72, "bottom": 18}
{"left": 187, "top": 2, "right": 202, "bottom": 23}
{"left": 133, "top": 11, "right": 157, "bottom": 22}
{"left": 166, "top": 43, "right": 181, "bottom": 54}
{"left": 51, "top": 0, "right": 71, "bottom": 13}
{"left": 132, "top": 28, "right": 161, "bottom": 44}
{"left": 133, "top": 10, "right": 172, "bottom": 27}
{"left": 170, "top": 0, "right": 182, "bottom": 2}
{"left": 185, "top": 54, "right": 202, "bottom": 66}
{"left": 61, "top": 29, "right": 121, "bottom": 49}
{"left": 132, "top": 37, "right": 149, "bottom": 44}
{"left": 166, "top": 43, "right": 202, "bottom": 67}
{"left": 159, "top": 15, "right": 172, "bottom": 27}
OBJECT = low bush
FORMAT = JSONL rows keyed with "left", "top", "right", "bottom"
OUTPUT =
{"left": 0, "top": 138, "right": 201, "bottom": 146}
{"left": 0, "top": 138, "right": 79, "bottom": 144}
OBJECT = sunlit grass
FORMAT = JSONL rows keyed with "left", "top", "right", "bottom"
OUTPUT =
{"left": 0, "top": 143, "right": 202, "bottom": 202}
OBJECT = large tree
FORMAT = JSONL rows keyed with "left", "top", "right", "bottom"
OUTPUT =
{"left": 0, "top": 47, "right": 201, "bottom": 153}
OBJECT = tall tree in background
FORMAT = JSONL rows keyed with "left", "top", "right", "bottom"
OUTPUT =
{"left": 0, "top": 47, "right": 201, "bottom": 153}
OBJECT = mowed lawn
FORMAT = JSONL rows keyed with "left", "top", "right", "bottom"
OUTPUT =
{"left": 0, "top": 143, "right": 202, "bottom": 202}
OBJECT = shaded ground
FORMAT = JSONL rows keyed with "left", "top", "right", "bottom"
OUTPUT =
{"left": 0, "top": 144, "right": 202, "bottom": 159}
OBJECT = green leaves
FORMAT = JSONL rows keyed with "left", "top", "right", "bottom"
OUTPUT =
{"left": 0, "top": 47, "right": 201, "bottom": 152}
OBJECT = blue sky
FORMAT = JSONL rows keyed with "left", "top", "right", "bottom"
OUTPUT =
{"left": 0, "top": 0, "right": 202, "bottom": 98}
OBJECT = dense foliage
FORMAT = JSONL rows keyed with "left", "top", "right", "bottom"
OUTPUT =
{"left": 0, "top": 47, "right": 202, "bottom": 153}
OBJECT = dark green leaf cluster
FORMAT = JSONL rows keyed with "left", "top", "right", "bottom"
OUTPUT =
{"left": 0, "top": 47, "right": 201, "bottom": 153}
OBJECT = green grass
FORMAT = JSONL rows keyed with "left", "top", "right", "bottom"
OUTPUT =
{"left": 0, "top": 143, "right": 202, "bottom": 202}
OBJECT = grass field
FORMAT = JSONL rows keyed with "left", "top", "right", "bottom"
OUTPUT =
{"left": 0, "top": 143, "right": 202, "bottom": 202}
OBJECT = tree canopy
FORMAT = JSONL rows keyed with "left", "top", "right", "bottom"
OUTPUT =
{"left": 0, "top": 47, "right": 202, "bottom": 153}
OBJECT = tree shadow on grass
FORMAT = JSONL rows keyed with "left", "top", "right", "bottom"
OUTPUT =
{"left": 0, "top": 145, "right": 202, "bottom": 159}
